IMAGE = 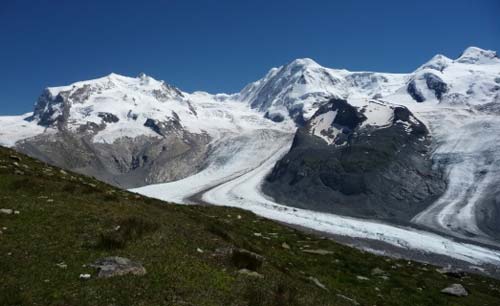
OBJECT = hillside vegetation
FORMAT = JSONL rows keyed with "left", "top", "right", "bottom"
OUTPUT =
{"left": 1, "top": 146, "right": 499, "bottom": 306}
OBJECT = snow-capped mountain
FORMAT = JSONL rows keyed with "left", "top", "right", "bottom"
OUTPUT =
{"left": 0, "top": 72, "right": 292, "bottom": 187}
{"left": 237, "top": 57, "right": 408, "bottom": 123}
{"left": 1, "top": 46, "right": 500, "bottom": 267}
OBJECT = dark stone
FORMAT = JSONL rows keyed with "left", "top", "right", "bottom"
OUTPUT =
{"left": 407, "top": 80, "right": 425, "bottom": 103}
{"left": 424, "top": 73, "right": 448, "bottom": 100}
{"left": 98, "top": 112, "right": 119, "bottom": 123}
{"left": 231, "top": 249, "right": 264, "bottom": 271}
{"left": 144, "top": 117, "right": 182, "bottom": 136}
{"left": 264, "top": 112, "right": 285, "bottom": 123}
{"left": 127, "top": 110, "right": 138, "bottom": 120}
{"left": 144, "top": 118, "right": 164, "bottom": 136}
{"left": 328, "top": 99, "right": 366, "bottom": 130}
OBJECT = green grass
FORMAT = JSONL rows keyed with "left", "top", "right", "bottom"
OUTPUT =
{"left": 1, "top": 146, "right": 500, "bottom": 305}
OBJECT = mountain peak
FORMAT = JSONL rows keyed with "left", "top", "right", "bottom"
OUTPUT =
{"left": 286, "top": 58, "right": 321, "bottom": 69}
{"left": 457, "top": 46, "right": 498, "bottom": 64}
{"left": 107, "top": 72, "right": 123, "bottom": 78}
{"left": 419, "top": 54, "right": 453, "bottom": 71}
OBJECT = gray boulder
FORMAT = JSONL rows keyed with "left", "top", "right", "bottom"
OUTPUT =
{"left": 90, "top": 256, "right": 146, "bottom": 278}
{"left": 441, "top": 283, "right": 468, "bottom": 297}
{"left": 237, "top": 269, "right": 264, "bottom": 278}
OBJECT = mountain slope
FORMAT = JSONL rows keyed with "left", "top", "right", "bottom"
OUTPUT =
{"left": 2, "top": 146, "right": 500, "bottom": 305}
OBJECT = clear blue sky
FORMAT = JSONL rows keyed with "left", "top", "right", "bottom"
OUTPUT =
{"left": 1, "top": 0, "right": 499, "bottom": 115}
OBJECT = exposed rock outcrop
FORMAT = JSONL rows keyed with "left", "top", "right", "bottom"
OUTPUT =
{"left": 263, "top": 98, "right": 445, "bottom": 222}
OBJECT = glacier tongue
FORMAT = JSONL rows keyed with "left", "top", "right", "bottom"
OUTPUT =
{"left": 131, "top": 128, "right": 294, "bottom": 203}
{"left": 410, "top": 105, "right": 500, "bottom": 247}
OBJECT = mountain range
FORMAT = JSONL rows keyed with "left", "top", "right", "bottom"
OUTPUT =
{"left": 1, "top": 46, "right": 500, "bottom": 270}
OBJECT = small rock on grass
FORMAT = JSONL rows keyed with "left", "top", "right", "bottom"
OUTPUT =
{"left": 281, "top": 242, "right": 290, "bottom": 249}
{"left": 336, "top": 294, "right": 360, "bottom": 305}
{"left": 238, "top": 269, "right": 263, "bottom": 278}
{"left": 308, "top": 276, "right": 328, "bottom": 291}
{"left": 79, "top": 274, "right": 91, "bottom": 280}
{"left": 0, "top": 208, "right": 13, "bottom": 215}
{"left": 371, "top": 267, "right": 386, "bottom": 276}
{"left": 441, "top": 283, "right": 468, "bottom": 297}
{"left": 302, "top": 249, "right": 334, "bottom": 255}
{"left": 90, "top": 256, "right": 146, "bottom": 278}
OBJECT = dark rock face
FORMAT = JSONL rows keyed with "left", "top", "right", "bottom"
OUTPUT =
{"left": 29, "top": 89, "right": 69, "bottom": 127}
{"left": 98, "top": 112, "right": 119, "bottom": 123}
{"left": 424, "top": 73, "right": 448, "bottom": 100}
{"left": 263, "top": 98, "right": 446, "bottom": 222}
{"left": 15, "top": 131, "right": 210, "bottom": 188}
{"left": 407, "top": 80, "right": 426, "bottom": 103}
{"left": 143, "top": 118, "right": 182, "bottom": 137}
{"left": 328, "top": 99, "right": 366, "bottom": 130}
{"left": 308, "top": 99, "right": 367, "bottom": 146}
{"left": 407, "top": 73, "right": 449, "bottom": 102}
{"left": 264, "top": 111, "right": 285, "bottom": 123}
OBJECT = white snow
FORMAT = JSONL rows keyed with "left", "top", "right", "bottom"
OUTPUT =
{"left": 309, "top": 110, "right": 338, "bottom": 145}
{"left": 0, "top": 113, "right": 51, "bottom": 147}
{"left": 359, "top": 100, "right": 394, "bottom": 128}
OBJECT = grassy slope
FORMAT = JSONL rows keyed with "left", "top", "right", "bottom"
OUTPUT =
{"left": 1, "top": 146, "right": 500, "bottom": 306}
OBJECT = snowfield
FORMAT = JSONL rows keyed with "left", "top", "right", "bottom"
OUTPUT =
{"left": 0, "top": 113, "right": 52, "bottom": 147}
